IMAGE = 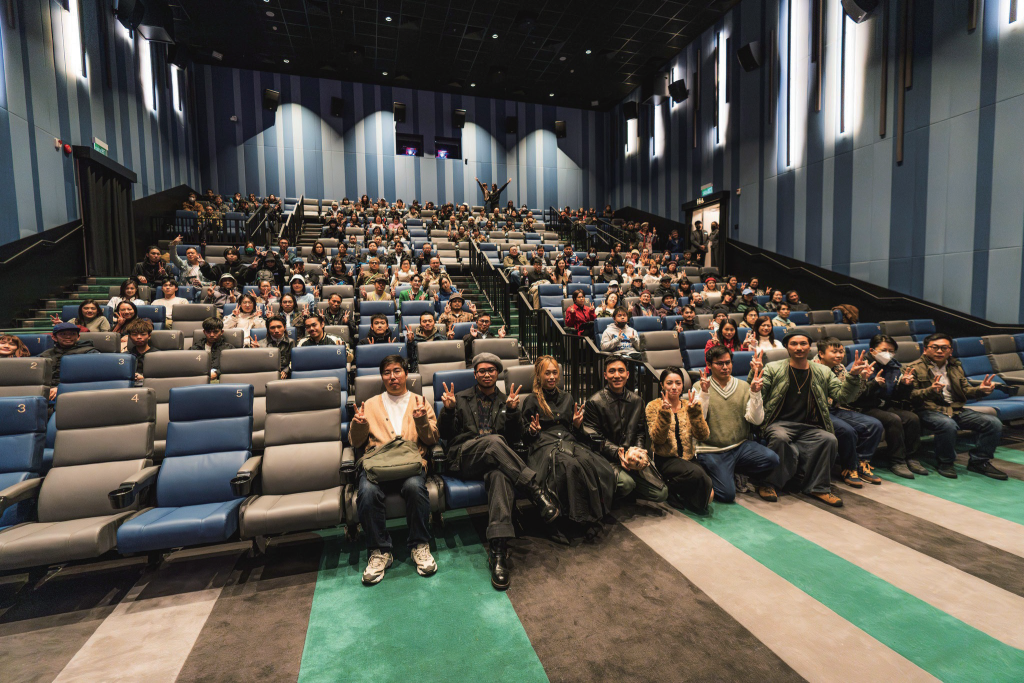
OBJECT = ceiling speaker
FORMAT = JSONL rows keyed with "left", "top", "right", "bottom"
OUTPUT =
{"left": 623, "top": 101, "right": 638, "bottom": 121}
{"left": 505, "top": 116, "right": 518, "bottom": 134}
{"left": 115, "top": 0, "right": 146, "bottom": 31}
{"left": 737, "top": 42, "right": 762, "bottom": 72}
{"left": 667, "top": 79, "right": 689, "bottom": 102}
{"left": 841, "top": 0, "right": 880, "bottom": 23}
{"left": 554, "top": 120, "right": 566, "bottom": 138}
{"left": 167, "top": 43, "right": 190, "bottom": 69}
{"left": 453, "top": 108, "right": 466, "bottom": 129}
{"left": 393, "top": 102, "right": 406, "bottom": 124}
{"left": 330, "top": 97, "right": 344, "bottom": 118}
{"left": 262, "top": 89, "right": 280, "bottom": 112}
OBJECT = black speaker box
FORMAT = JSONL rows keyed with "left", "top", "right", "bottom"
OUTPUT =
{"left": 668, "top": 79, "right": 689, "bottom": 102}
{"left": 262, "top": 89, "right": 280, "bottom": 112}
{"left": 841, "top": 0, "right": 879, "bottom": 23}
{"left": 623, "top": 101, "right": 638, "bottom": 121}
{"left": 330, "top": 97, "right": 344, "bottom": 117}
{"left": 505, "top": 116, "right": 518, "bottom": 134}
{"left": 554, "top": 120, "right": 566, "bottom": 138}
{"left": 737, "top": 42, "right": 762, "bottom": 72}
{"left": 393, "top": 101, "right": 406, "bottom": 123}
{"left": 167, "top": 43, "right": 190, "bottom": 69}
{"left": 453, "top": 108, "right": 466, "bottom": 129}
{"left": 115, "top": 0, "right": 145, "bottom": 31}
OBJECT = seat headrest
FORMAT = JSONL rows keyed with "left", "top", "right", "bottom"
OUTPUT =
{"left": 168, "top": 383, "right": 254, "bottom": 422}
{"left": 220, "top": 347, "right": 280, "bottom": 373}
{"left": 0, "top": 396, "right": 48, "bottom": 435}
{"left": 60, "top": 353, "right": 136, "bottom": 383}
{"left": 143, "top": 349, "right": 211, "bottom": 378}
{"left": 266, "top": 377, "right": 343, "bottom": 413}
{"left": 172, "top": 303, "right": 218, "bottom": 321}
{"left": 290, "top": 344, "right": 349, "bottom": 371}
{"left": 55, "top": 387, "right": 156, "bottom": 430}
{"left": 0, "top": 357, "right": 52, "bottom": 385}
{"left": 416, "top": 340, "right": 465, "bottom": 364}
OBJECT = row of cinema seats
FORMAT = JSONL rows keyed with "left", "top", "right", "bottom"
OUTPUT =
{"left": 0, "top": 336, "right": 522, "bottom": 461}
{"left": 0, "top": 365, "right": 552, "bottom": 570}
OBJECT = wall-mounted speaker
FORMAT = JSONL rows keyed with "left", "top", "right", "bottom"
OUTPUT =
{"left": 505, "top": 116, "right": 518, "bottom": 134}
{"left": 262, "top": 89, "right": 280, "bottom": 112}
{"left": 554, "top": 120, "right": 566, "bottom": 138}
{"left": 115, "top": 0, "right": 146, "bottom": 32}
{"left": 453, "top": 108, "right": 466, "bottom": 129}
{"left": 841, "top": 0, "right": 880, "bottom": 23}
{"left": 737, "top": 42, "right": 762, "bottom": 72}
{"left": 623, "top": 101, "right": 638, "bottom": 121}
{"left": 330, "top": 97, "right": 344, "bottom": 117}
{"left": 667, "top": 79, "right": 689, "bottom": 102}
{"left": 167, "top": 44, "right": 190, "bottom": 69}
{"left": 393, "top": 101, "right": 406, "bottom": 123}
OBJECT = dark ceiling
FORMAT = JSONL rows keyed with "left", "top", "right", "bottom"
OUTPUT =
{"left": 174, "top": 0, "right": 739, "bottom": 110}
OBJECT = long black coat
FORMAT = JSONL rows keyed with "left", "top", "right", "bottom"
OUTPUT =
{"left": 439, "top": 386, "right": 521, "bottom": 463}
{"left": 522, "top": 389, "right": 616, "bottom": 524}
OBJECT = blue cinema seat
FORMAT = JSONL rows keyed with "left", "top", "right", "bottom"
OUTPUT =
{"left": 0, "top": 397, "right": 47, "bottom": 528}
{"left": 115, "top": 384, "right": 254, "bottom": 554}
{"left": 432, "top": 369, "right": 489, "bottom": 509}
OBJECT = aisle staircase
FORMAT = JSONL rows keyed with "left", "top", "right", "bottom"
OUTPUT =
{"left": 2, "top": 276, "right": 127, "bottom": 335}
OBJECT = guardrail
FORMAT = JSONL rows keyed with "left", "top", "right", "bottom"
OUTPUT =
{"left": 468, "top": 239, "right": 512, "bottom": 331}
{"left": 279, "top": 194, "right": 304, "bottom": 246}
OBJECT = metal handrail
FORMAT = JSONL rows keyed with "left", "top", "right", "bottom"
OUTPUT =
{"left": 0, "top": 222, "right": 83, "bottom": 266}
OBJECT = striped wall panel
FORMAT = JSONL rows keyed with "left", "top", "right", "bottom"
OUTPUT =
{"left": 0, "top": 0, "right": 201, "bottom": 247}
{"left": 193, "top": 66, "right": 610, "bottom": 212}
{"left": 608, "top": 0, "right": 1024, "bottom": 324}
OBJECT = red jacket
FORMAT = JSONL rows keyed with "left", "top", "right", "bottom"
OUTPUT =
{"left": 564, "top": 304, "right": 596, "bottom": 334}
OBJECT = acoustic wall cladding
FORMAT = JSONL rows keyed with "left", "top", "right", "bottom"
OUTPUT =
{"left": 193, "top": 65, "right": 610, "bottom": 212}
{"left": 609, "top": 0, "right": 1024, "bottom": 324}
{"left": 0, "top": 0, "right": 200, "bottom": 246}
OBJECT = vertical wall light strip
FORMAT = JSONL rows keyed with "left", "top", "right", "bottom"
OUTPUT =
{"left": 714, "top": 34, "right": 719, "bottom": 145}
{"left": 64, "top": 0, "right": 86, "bottom": 79}
{"left": 968, "top": 0, "right": 978, "bottom": 30}
{"left": 904, "top": 0, "right": 914, "bottom": 88}
{"left": 840, "top": 10, "right": 847, "bottom": 133}
{"left": 693, "top": 48, "right": 701, "bottom": 149}
{"left": 769, "top": 29, "right": 775, "bottom": 124}
{"left": 812, "top": 0, "right": 822, "bottom": 112}
{"left": 786, "top": 0, "right": 792, "bottom": 167}
{"left": 896, "top": 0, "right": 908, "bottom": 164}
{"left": 880, "top": 0, "right": 888, "bottom": 136}
{"left": 1011, "top": 0, "right": 1018, "bottom": 23}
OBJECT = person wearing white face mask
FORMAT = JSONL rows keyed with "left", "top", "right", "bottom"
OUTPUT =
{"left": 599, "top": 307, "right": 641, "bottom": 359}
{"left": 848, "top": 334, "right": 924, "bottom": 479}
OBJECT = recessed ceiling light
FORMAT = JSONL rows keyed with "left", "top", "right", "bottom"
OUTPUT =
{"left": 549, "top": 93, "right": 554, "bottom": 97}
{"left": 470, "top": 83, "right": 476, "bottom": 87}
{"left": 266, "top": 10, "right": 274, "bottom": 16}
{"left": 283, "top": 59, "right": 289, "bottom": 63}
{"left": 385, "top": 16, "right": 392, "bottom": 21}
{"left": 272, "top": 26, "right": 277, "bottom": 30}
{"left": 492, "top": 33, "right": 498, "bottom": 38}
{"left": 585, "top": 49, "right": 592, "bottom": 55}
{"left": 382, "top": 71, "right": 388, "bottom": 75}
{"left": 559, "top": 56, "right": 567, "bottom": 61}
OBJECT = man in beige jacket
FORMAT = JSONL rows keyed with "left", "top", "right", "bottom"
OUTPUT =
{"left": 350, "top": 354, "right": 440, "bottom": 585}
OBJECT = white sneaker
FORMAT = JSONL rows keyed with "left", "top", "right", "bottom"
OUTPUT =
{"left": 362, "top": 549, "right": 393, "bottom": 585}
{"left": 410, "top": 543, "right": 437, "bottom": 577}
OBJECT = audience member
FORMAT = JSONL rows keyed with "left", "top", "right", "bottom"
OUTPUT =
{"left": 203, "top": 274, "right": 242, "bottom": 307}
{"left": 785, "top": 290, "right": 811, "bottom": 312}
{"left": 132, "top": 245, "right": 167, "bottom": 285}
{"left": 297, "top": 314, "right": 342, "bottom": 347}
{"left": 773, "top": 303, "right": 796, "bottom": 330}
{"left": 108, "top": 279, "right": 146, "bottom": 311}
{"left": 438, "top": 292, "right": 475, "bottom": 328}
{"left": 151, "top": 279, "right": 190, "bottom": 325}
{"left": 350, "top": 355, "right": 439, "bottom": 585}
{"left": 564, "top": 290, "right": 596, "bottom": 336}
{"left": 41, "top": 322, "right": 100, "bottom": 398}
{"left": 125, "top": 317, "right": 158, "bottom": 382}
{"left": 0, "top": 334, "right": 31, "bottom": 358}
{"left": 259, "top": 315, "right": 293, "bottom": 379}
{"left": 595, "top": 292, "right": 620, "bottom": 318}
{"left": 68, "top": 299, "right": 110, "bottom": 332}
{"left": 190, "top": 316, "right": 230, "bottom": 378}
{"left": 600, "top": 308, "right": 641, "bottom": 359}
{"left": 223, "top": 294, "right": 266, "bottom": 342}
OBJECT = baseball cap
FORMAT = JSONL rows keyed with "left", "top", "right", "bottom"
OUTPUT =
{"left": 53, "top": 322, "right": 80, "bottom": 334}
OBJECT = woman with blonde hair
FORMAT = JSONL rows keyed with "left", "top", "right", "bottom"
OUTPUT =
{"left": 521, "top": 356, "right": 618, "bottom": 526}
{"left": 645, "top": 366, "right": 714, "bottom": 511}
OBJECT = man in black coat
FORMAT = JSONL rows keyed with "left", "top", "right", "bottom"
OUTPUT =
{"left": 438, "top": 353, "right": 559, "bottom": 591}
{"left": 582, "top": 357, "right": 668, "bottom": 502}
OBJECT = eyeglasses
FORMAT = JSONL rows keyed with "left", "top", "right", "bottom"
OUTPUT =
{"left": 711, "top": 361, "right": 733, "bottom": 367}
{"left": 927, "top": 345, "right": 951, "bottom": 351}
{"left": 475, "top": 367, "right": 498, "bottom": 375}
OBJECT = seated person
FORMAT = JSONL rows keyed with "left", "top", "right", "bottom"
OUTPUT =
{"left": 151, "top": 279, "right": 190, "bottom": 325}
{"left": 711, "top": 291, "right": 739, "bottom": 315}
{"left": 905, "top": 333, "right": 1005, "bottom": 480}
{"left": 438, "top": 292, "right": 475, "bottom": 328}
{"left": 439, "top": 353, "right": 559, "bottom": 590}
{"left": 203, "top": 273, "right": 241, "bottom": 307}
{"left": 350, "top": 355, "right": 440, "bottom": 585}
{"left": 67, "top": 299, "right": 110, "bottom": 332}
{"left": 695, "top": 347, "right": 779, "bottom": 502}
{"left": 772, "top": 302, "right": 797, "bottom": 330}
{"left": 624, "top": 276, "right": 646, "bottom": 299}
{"left": 190, "top": 316, "right": 230, "bottom": 379}
{"left": 359, "top": 313, "right": 397, "bottom": 345}
{"left": 522, "top": 356, "right": 618, "bottom": 528}
{"left": 287, "top": 274, "right": 317, "bottom": 308}
{"left": 656, "top": 291, "right": 683, "bottom": 318}
{"left": 297, "top": 313, "right": 342, "bottom": 347}
{"left": 259, "top": 315, "right": 293, "bottom": 379}
{"left": 630, "top": 290, "right": 656, "bottom": 318}
{"left": 735, "top": 288, "right": 766, "bottom": 314}
{"left": 398, "top": 274, "right": 430, "bottom": 308}
{"left": 502, "top": 245, "right": 528, "bottom": 286}
{"left": 646, "top": 367, "right": 714, "bottom": 511}
{"left": 583, "top": 358, "right": 668, "bottom": 503}
{"left": 41, "top": 322, "right": 100, "bottom": 399}
{"left": 364, "top": 278, "right": 393, "bottom": 302}
{"left": 674, "top": 305, "right": 701, "bottom": 332}
{"left": 600, "top": 307, "right": 641, "bottom": 359}
{"left": 223, "top": 294, "right": 266, "bottom": 343}
{"left": 784, "top": 290, "right": 811, "bottom": 312}
{"left": 654, "top": 275, "right": 675, "bottom": 300}
{"left": 813, "top": 337, "right": 884, "bottom": 487}
{"left": 849, "top": 334, "right": 924, "bottom": 478}
{"left": 0, "top": 335, "right": 32, "bottom": 358}
{"left": 132, "top": 245, "right": 167, "bottom": 285}
{"left": 321, "top": 293, "right": 352, "bottom": 328}
{"left": 689, "top": 292, "right": 711, "bottom": 315}
{"left": 463, "top": 312, "right": 507, "bottom": 360}
{"left": 563, "top": 290, "right": 596, "bottom": 337}
{"left": 125, "top": 317, "right": 159, "bottom": 383}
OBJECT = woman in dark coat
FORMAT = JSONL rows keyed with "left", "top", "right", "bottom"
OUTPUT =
{"left": 521, "top": 356, "right": 617, "bottom": 525}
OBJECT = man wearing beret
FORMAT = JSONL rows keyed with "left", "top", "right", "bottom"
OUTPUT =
{"left": 438, "top": 353, "right": 559, "bottom": 591}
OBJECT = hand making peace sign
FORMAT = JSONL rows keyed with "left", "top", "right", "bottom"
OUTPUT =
{"left": 506, "top": 383, "right": 521, "bottom": 410}
{"left": 750, "top": 364, "right": 764, "bottom": 393}
{"left": 412, "top": 395, "right": 429, "bottom": 419}
{"left": 441, "top": 382, "right": 457, "bottom": 410}
{"left": 352, "top": 403, "right": 367, "bottom": 425}
{"left": 572, "top": 401, "right": 586, "bottom": 428}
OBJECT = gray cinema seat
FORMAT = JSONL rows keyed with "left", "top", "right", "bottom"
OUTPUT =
{"left": 0, "top": 388, "right": 157, "bottom": 570}
{"left": 641, "top": 331, "right": 685, "bottom": 378}
{"left": 170, "top": 304, "right": 217, "bottom": 337}
{"left": 0, "top": 357, "right": 52, "bottom": 398}
{"left": 237, "top": 378, "right": 344, "bottom": 540}
{"left": 143, "top": 350, "right": 211, "bottom": 460}
{"left": 219, "top": 347, "right": 281, "bottom": 449}
{"left": 415, "top": 340, "right": 467, "bottom": 403}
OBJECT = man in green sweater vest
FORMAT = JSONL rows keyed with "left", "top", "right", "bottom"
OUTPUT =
{"left": 695, "top": 346, "right": 780, "bottom": 503}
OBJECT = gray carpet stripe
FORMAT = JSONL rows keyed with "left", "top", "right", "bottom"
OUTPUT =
{"left": 174, "top": 535, "right": 324, "bottom": 683}
{"left": 501, "top": 511, "right": 806, "bottom": 683}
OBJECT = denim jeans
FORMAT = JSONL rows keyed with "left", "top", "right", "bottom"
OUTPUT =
{"left": 356, "top": 469, "right": 431, "bottom": 552}
{"left": 831, "top": 409, "right": 884, "bottom": 470}
{"left": 917, "top": 409, "right": 1002, "bottom": 465}
{"left": 696, "top": 441, "right": 780, "bottom": 503}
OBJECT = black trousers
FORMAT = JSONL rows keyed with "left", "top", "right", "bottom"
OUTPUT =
{"left": 453, "top": 435, "right": 537, "bottom": 540}
{"left": 863, "top": 407, "right": 921, "bottom": 464}
{"left": 763, "top": 421, "right": 837, "bottom": 495}
{"left": 654, "top": 455, "right": 713, "bottom": 512}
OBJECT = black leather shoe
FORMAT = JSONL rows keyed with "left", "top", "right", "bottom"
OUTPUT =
{"left": 489, "top": 539, "right": 510, "bottom": 591}
{"left": 967, "top": 461, "right": 1009, "bottom": 480}
{"left": 890, "top": 463, "right": 915, "bottom": 479}
{"left": 529, "top": 484, "right": 561, "bottom": 523}
{"left": 936, "top": 463, "right": 958, "bottom": 479}
{"left": 906, "top": 459, "right": 929, "bottom": 476}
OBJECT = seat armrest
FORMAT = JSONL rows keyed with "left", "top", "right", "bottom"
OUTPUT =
{"left": 231, "top": 456, "right": 263, "bottom": 496}
{"left": 109, "top": 465, "right": 161, "bottom": 509}
{"left": 340, "top": 446, "right": 356, "bottom": 475}
{"left": 0, "top": 478, "right": 43, "bottom": 515}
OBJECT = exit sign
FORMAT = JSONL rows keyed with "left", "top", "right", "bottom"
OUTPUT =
{"left": 701, "top": 184, "right": 713, "bottom": 197}
{"left": 92, "top": 137, "right": 108, "bottom": 156}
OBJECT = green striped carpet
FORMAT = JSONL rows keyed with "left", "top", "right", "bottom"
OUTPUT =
{"left": 3, "top": 449, "right": 1024, "bottom": 682}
